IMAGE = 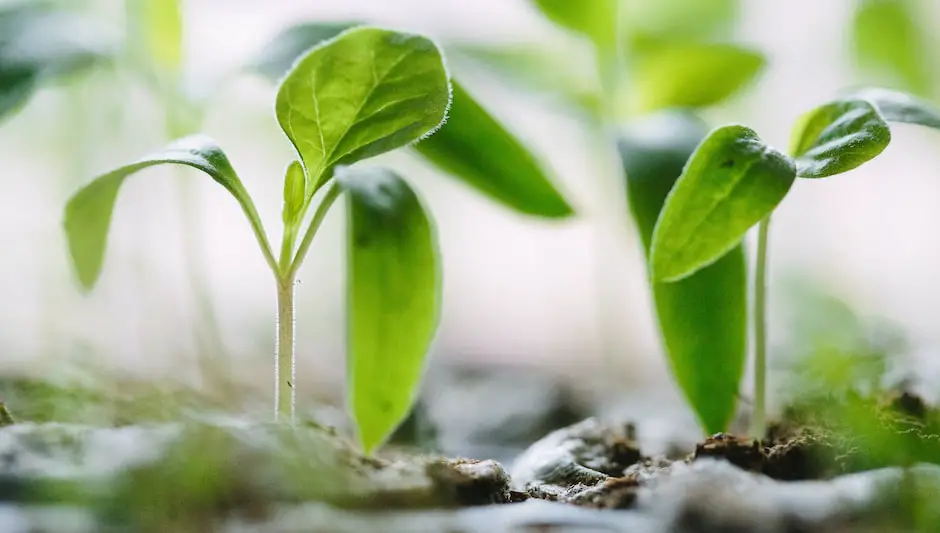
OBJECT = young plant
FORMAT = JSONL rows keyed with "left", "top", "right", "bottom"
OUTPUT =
{"left": 63, "top": 26, "right": 453, "bottom": 453}
{"left": 649, "top": 87, "right": 940, "bottom": 438}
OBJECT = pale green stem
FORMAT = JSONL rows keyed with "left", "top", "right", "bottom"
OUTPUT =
{"left": 275, "top": 276, "right": 295, "bottom": 421}
{"left": 751, "top": 216, "right": 771, "bottom": 439}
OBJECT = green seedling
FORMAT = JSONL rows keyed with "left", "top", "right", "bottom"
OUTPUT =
{"left": 63, "top": 26, "right": 453, "bottom": 454}
{"left": 649, "top": 87, "right": 940, "bottom": 438}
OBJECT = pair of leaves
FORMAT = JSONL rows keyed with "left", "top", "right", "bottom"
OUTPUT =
{"left": 252, "top": 21, "right": 573, "bottom": 219}
{"left": 650, "top": 88, "right": 940, "bottom": 283}
{"left": 620, "top": 111, "right": 746, "bottom": 433}
{"left": 0, "top": 3, "right": 112, "bottom": 122}
{"left": 64, "top": 27, "right": 448, "bottom": 454}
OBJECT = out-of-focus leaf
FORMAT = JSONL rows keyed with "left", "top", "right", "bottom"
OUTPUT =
{"left": 852, "top": 0, "right": 933, "bottom": 97}
{"left": 249, "top": 21, "right": 359, "bottom": 80}
{"left": 413, "top": 81, "right": 573, "bottom": 218}
{"left": 63, "top": 136, "right": 257, "bottom": 290}
{"left": 531, "top": 0, "right": 619, "bottom": 50}
{"left": 138, "top": 0, "right": 183, "bottom": 74}
{"left": 339, "top": 167, "right": 440, "bottom": 455}
{"left": 849, "top": 87, "right": 940, "bottom": 130}
{"left": 0, "top": 4, "right": 112, "bottom": 122}
{"left": 650, "top": 125, "right": 795, "bottom": 282}
{"left": 275, "top": 27, "right": 450, "bottom": 193}
{"left": 622, "top": 0, "right": 738, "bottom": 48}
{"left": 620, "top": 111, "right": 747, "bottom": 434}
{"left": 790, "top": 99, "right": 891, "bottom": 178}
{"left": 627, "top": 43, "right": 764, "bottom": 114}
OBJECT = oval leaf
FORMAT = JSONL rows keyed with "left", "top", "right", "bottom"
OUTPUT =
{"left": 620, "top": 111, "right": 746, "bottom": 434}
{"left": 849, "top": 86, "right": 940, "bottom": 130}
{"left": 531, "top": 0, "right": 619, "bottom": 50}
{"left": 628, "top": 43, "right": 765, "bottom": 114}
{"left": 413, "top": 81, "right": 573, "bottom": 218}
{"left": 249, "top": 21, "right": 359, "bottom": 81}
{"left": 852, "top": 0, "right": 933, "bottom": 97}
{"left": 0, "top": 5, "right": 112, "bottom": 122}
{"left": 339, "top": 167, "right": 440, "bottom": 454}
{"left": 63, "top": 135, "right": 254, "bottom": 290}
{"left": 276, "top": 27, "right": 451, "bottom": 192}
{"left": 790, "top": 99, "right": 891, "bottom": 178}
{"left": 650, "top": 125, "right": 796, "bottom": 282}
{"left": 282, "top": 160, "right": 306, "bottom": 225}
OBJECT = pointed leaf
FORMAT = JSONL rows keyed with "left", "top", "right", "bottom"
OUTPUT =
{"left": 852, "top": 0, "right": 933, "bottom": 97}
{"left": 0, "top": 4, "right": 112, "bottom": 122}
{"left": 621, "top": 111, "right": 746, "bottom": 434}
{"left": 531, "top": 0, "right": 619, "bottom": 50}
{"left": 339, "top": 167, "right": 440, "bottom": 454}
{"left": 413, "top": 81, "right": 573, "bottom": 218}
{"left": 276, "top": 27, "right": 451, "bottom": 192}
{"left": 650, "top": 125, "right": 795, "bottom": 282}
{"left": 849, "top": 87, "right": 940, "bottom": 130}
{"left": 64, "top": 135, "right": 255, "bottom": 290}
{"left": 250, "top": 21, "right": 359, "bottom": 81}
{"left": 628, "top": 43, "right": 764, "bottom": 114}
{"left": 790, "top": 99, "right": 891, "bottom": 178}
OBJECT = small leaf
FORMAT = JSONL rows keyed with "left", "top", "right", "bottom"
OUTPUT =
{"left": 628, "top": 43, "right": 765, "bottom": 114}
{"left": 620, "top": 111, "right": 746, "bottom": 434}
{"left": 64, "top": 135, "right": 254, "bottom": 290}
{"left": 276, "top": 27, "right": 451, "bottom": 193}
{"left": 790, "top": 99, "right": 891, "bottom": 178}
{"left": 0, "top": 4, "right": 112, "bottom": 122}
{"left": 413, "top": 81, "right": 573, "bottom": 218}
{"left": 249, "top": 21, "right": 359, "bottom": 80}
{"left": 531, "top": 0, "right": 619, "bottom": 50}
{"left": 339, "top": 166, "right": 440, "bottom": 454}
{"left": 650, "top": 125, "right": 795, "bottom": 282}
{"left": 852, "top": 0, "right": 933, "bottom": 97}
{"left": 849, "top": 87, "right": 940, "bottom": 130}
{"left": 282, "top": 161, "right": 306, "bottom": 226}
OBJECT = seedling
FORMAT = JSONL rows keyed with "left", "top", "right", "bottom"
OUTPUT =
{"left": 63, "top": 26, "right": 453, "bottom": 453}
{"left": 649, "top": 87, "right": 940, "bottom": 438}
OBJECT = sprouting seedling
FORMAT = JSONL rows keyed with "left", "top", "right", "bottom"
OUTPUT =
{"left": 648, "top": 87, "right": 940, "bottom": 438}
{"left": 62, "top": 26, "right": 452, "bottom": 454}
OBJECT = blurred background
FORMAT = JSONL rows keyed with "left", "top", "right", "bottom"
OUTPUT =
{"left": 3, "top": 0, "right": 940, "bottom": 441}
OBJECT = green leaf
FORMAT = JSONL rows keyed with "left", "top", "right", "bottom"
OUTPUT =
{"left": 0, "top": 4, "right": 111, "bottom": 122}
{"left": 339, "top": 166, "right": 440, "bottom": 454}
{"left": 531, "top": 0, "right": 619, "bottom": 50}
{"left": 650, "top": 125, "right": 796, "bottom": 282}
{"left": 790, "top": 99, "right": 891, "bottom": 178}
{"left": 627, "top": 43, "right": 764, "bottom": 114}
{"left": 282, "top": 160, "right": 306, "bottom": 226}
{"left": 138, "top": 0, "right": 183, "bottom": 74}
{"left": 276, "top": 27, "right": 451, "bottom": 193}
{"left": 852, "top": 0, "right": 933, "bottom": 97}
{"left": 249, "top": 21, "right": 359, "bottom": 80}
{"left": 413, "top": 81, "right": 573, "bottom": 218}
{"left": 620, "top": 111, "right": 746, "bottom": 434}
{"left": 849, "top": 87, "right": 940, "bottom": 130}
{"left": 622, "top": 0, "right": 738, "bottom": 48}
{"left": 64, "top": 135, "right": 256, "bottom": 290}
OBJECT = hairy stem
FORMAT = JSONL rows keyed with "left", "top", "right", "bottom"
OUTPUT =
{"left": 751, "top": 216, "right": 771, "bottom": 439}
{"left": 275, "top": 276, "right": 296, "bottom": 421}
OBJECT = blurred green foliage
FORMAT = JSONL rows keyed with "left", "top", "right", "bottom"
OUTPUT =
{"left": 852, "top": 0, "right": 935, "bottom": 98}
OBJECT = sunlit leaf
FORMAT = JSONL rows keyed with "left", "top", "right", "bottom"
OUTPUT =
{"left": 849, "top": 86, "right": 940, "bottom": 130}
{"left": 339, "top": 166, "right": 440, "bottom": 454}
{"left": 790, "top": 99, "right": 891, "bottom": 178}
{"left": 63, "top": 136, "right": 257, "bottom": 290}
{"left": 0, "top": 4, "right": 112, "bottom": 121}
{"left": 650, "top": 125, "right": 795, "bottom": 282}
{"left": 627, "top": 43, "right": 764, "bottom": 114}
{"left": 852, "top": 0, "right": 933, "bottom": 97}
{"left": 276, "top": 27, "right": 451, "bottom": 193}
{"left": 620, "top": 111, "right": 746, "bottom": 434}
{"left": 249, "top": 21, "right": 359, "bottom": 80}
{"left": 282, "top": 160, "right": 306, "bottom": 226}
{"left": 413, "top": 81, "right": 573, "bottom": 218}
{"left": 531, "top": 0, "right": 619, "bottom": 50}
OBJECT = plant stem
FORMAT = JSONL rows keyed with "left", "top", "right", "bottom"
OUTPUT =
{"left": 751, "top": 215, "right": 771, "bottom": 439}
{"left": 289, "top": 182, "right": 342, "bottom": 279}
{"left": 275, "top": 276, "right": 296, "bottom": 421}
